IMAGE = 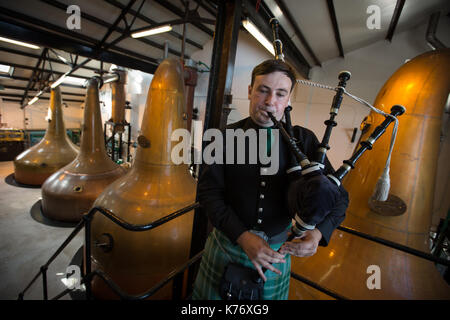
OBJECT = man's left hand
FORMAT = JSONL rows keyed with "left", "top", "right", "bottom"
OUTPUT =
{"left": 278, "top": 229, "right": 322, "bottom": 257}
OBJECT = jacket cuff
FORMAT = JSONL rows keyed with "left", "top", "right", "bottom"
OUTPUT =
{"left": 221, "top": 223, "right": 248, "bottom": 245}
{"left": 316, "top": 218, "right": 334, "bottom": 247}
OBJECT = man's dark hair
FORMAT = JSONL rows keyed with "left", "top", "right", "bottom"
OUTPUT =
{"left": 251, "top": 59, "right": 297, "bottom": 92}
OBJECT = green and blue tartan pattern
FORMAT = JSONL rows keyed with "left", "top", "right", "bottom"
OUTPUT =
{"left": 192, "top": 228, "right": 291, "bottom": 300}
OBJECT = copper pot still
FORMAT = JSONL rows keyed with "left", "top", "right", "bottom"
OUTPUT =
{"left": 13, "top": 87, "right": 79, "bottom": 186}
{"left": 41, "top": 78, "right": 126, "bottom": 222}
{"left": 89, "top": 58, "right": 196, "bottom": 299}
{"left": 289, "top": 49, "right": 450, "bottom": 299}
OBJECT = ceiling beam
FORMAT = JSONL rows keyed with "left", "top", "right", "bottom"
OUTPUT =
{"left": 0, "top": 7, "right": 159, "bottom": 72}
{"left": 0, "top": 19, "right": 158, "bottom": 75}
{"left": 0, "top": 93, "right": 84, "bottom": 103}
{"left": 153, "top": 0, "right": 215, "bottom": 37}
{"left": 192, "top": 0, "right": 218, "bottom": 18}
{"left": 40, "top": 0, "right": 191, "bottom": 59}
{"left": 0, "top": 60, "right": 91, "bottom": 79}
{"left": 1, "top": 75, "right": 85, "bottom": 88}
{"left": 274, "top": 0, "right": 321, "bottom": 67}
{"left": 326, "top": 0, "right": 344, "bottom": 57}
{"left": 386, "top": 0, "right": 406, "bottom": 42}
{"left": 2, "top": 85, "right": 85, "bottom": 96}
{"left": 20, "top": 48, "right": 48, "bottom": 106}
{"left": 103, "top": 0, "right": 204, "bottom": 50}
{"left": 0, "top": 46, "right": 101, "bottom": 73}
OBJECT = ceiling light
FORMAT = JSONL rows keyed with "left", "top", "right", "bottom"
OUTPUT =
{"left": 63, "top": 76, "right": 87, "bottom": 86}
{"left": 131, "top": 25, "right": 172, "bottom": 38}
{"left": 0, "top": 36, "right": 40, "bottom": 50}
{"left": 0, "top": 64, "right": 12, "bottom": 73}
{"left": 57, "top": 55, "right": 69, "bottom": 64}
{"left": 242, "top": 19, "right": 275, "bottom": 56}
{"left": 51, "top": 73, "right": 68, "bottom": 88}
{"left": 51, "top": 74, "right": 86, "bottom": 88}
{"left": 27, "top": 96, "right": 39, "bottom": 105}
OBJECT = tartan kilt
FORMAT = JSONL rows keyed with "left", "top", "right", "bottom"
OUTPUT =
{"left": 192, "top": 228, "right": 291, "bottom": 300}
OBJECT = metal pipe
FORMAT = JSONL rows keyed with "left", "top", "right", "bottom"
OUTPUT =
{"left": 426, "top": 12, "right": 446, "bottom": 50}
{"left": 84, "top": 214, "right": 92, "bottom": 300}
{"left": 41, "top": 266, "right": 48, "bottom": 300}
{"left": 290, "top": 271, "right": 349, "bottom": 300}
{"left": 85, "top": 250, "right": 204, "bottom": 300}
{"left": 88, "top": 202, "right": 200, "bottom": 232}
{"left": 337, "top": 225, "right": 450, "bottom": 267}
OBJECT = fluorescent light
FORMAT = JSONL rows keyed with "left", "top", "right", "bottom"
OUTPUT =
{"left": 242, "top": 19, "right": 275, "bottom": 56}
{"left": 0, "top": 64, "right": 11, "bottom": 73}
{"left": 51, "top": 73, "right": 86, "bottom": 88}
{"left": 63, "top": 76, "right": 87, "bottom": 86}
{"left": 0, "top": 36, "right": 40, "bottom": 50}
{"left": 51, "top": 73, "right": 68, "bottom": 88}
{"left": 28, "top": 96, "right": 39, "bottom": 105}
{"left": 57, "top": 55, "right": 69, "bottom": 64}
{"left": 103, "top": 74, "right": 119, "bottom": 84}
{"left": 131, "top": 25, "right": 172, "bottom": 38}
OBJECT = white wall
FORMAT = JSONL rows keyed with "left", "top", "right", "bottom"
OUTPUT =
{"left": 0, "top": 98, "right": 83, "bottom": 130}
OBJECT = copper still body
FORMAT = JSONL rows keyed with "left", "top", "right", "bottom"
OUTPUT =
{"left": 89, "top": 59, "right": 196, "bottom": 299}
{"left": 14, "top": 87, "right": 79, "bottom": 186}
{"left": 41, "top": 78, "right": 125, "bottom": 222}
{"left": 289, "top": 49, "right": 450, "bottom": 299}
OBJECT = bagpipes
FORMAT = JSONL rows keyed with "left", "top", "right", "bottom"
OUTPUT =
{"left": 267, "top": 18, "right": 405, "bottom": 242}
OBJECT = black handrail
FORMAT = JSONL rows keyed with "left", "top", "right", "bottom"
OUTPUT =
{"left": 290, "top": 271, "right": 349, "bottom": 300}
{"left": 18, "top": 218, "right": 86, "bottom": 300}
{"left": 51, "top": 250, "right": 204, "bottom": 301}
{"left": 337, "top": 225, "right": 450, "bottom": 267}
{"left": 18, "top": 202, "right": 200, "bottom": 300}
{"left": 19, "top": 200, "right": 448, "bottom": 301}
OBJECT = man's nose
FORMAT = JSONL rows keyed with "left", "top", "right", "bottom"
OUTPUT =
{"left": 265, "top": 92, "right": 276, "bottom": 105}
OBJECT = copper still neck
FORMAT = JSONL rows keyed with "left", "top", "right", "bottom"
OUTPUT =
{"left": 134, "top": 58, "right": 187, "bottom": 166}
{"left": 46, "top": 87, "right": 67, "bottom": 138}
{"left": 82, "top": 78, "right": 108, "bottom": 155}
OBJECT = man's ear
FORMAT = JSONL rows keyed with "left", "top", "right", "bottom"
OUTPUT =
{"left": 248, "top": 85, "right": 252, "bottom": 99}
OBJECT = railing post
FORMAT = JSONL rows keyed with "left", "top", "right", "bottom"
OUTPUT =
{"left": 172, "top": 272, "right": 184, "bottom": 300}
{"left": 41, "top": 266, "right": 48, "bottom": 300}
{"left": 83, "top": 212, "right": 93, "bottom": 300}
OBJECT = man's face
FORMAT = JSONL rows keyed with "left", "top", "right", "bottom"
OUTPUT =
{"left": 248, "top": 71, "right": 292, "bottom": 127}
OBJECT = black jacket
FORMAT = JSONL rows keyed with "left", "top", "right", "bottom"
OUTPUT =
{"left": 197, "top": 117, "right": 349, "bottom": 246}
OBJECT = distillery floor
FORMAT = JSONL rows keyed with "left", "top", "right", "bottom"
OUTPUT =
{"left": 0, "top": 161, "right": 84, "bottom": 300}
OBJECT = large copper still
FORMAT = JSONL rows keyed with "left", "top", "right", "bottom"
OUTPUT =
{"left": 41, "top": 78, "right": 126, "bottom": 222}
{"left": 89, "top": 58, "right": 196, "bottom": 299}
{"left": 14, "top": 87, "right": 79, "bottom": 186}
{"left": 289, "top": 49, "right": 450, "bottom": 299}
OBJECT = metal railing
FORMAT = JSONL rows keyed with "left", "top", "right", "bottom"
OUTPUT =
{"left": 18, "top": 202, "right": 449, "bottom": 301}
{"left": 18, "top": 202, "right": 200, "bottom": 300}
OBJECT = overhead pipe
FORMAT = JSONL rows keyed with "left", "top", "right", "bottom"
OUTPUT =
{"left": 426, "top": 12, "right": 446, "bottom": 50}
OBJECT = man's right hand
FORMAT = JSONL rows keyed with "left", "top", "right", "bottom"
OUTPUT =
{"left": 236, "top": 231, "right": 286, "bottom": 282}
